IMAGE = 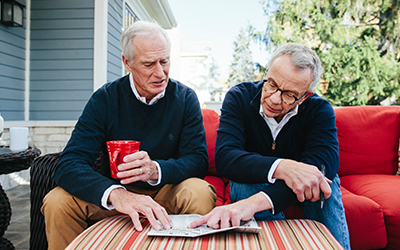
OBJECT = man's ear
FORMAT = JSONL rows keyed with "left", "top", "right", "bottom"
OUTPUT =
{"left": 298, "top": 91, "right": 314, "bottom": 105}
{"left": 122, "top": 55, "right": 133, "bottom": 72}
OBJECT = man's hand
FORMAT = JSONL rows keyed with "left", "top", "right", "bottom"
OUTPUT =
{"left": 108, "top": 188, "right": 173, "bottom": 231}
{"left": 273, "top": 159, "right": 332, "bottom": 202}
{"left": 116, "top": 151, "right": 159, "bottom": 184}
{"left": 188, "top": 193, "right": 271, "bottom": 229}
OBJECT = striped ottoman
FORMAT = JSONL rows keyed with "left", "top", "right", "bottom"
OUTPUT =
{"left": 66, "top": 214, "right": 344, "bottom": 250}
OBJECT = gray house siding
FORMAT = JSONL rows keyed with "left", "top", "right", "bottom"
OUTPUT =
{"left": 0, "top": 0, "right": 26, "bottom": 121}
{"left": 0, "top": 0, "right": 165, "bottom": 122}
{"left": 30, "top": 0, "right": 96, "bottom": 120}
{"left": 107, "top": 0, "right": 124, "bottom": 82}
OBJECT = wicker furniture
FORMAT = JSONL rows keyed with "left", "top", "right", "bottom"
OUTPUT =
{"left": 30, "top": 152, "right": 102, "bottom": 250}
{"left": 0, "top": 147, "right": 41, "bottom": 249}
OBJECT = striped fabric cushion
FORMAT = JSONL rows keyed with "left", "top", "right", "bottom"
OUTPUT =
{"left": 66, "top": 214, "right": 344, "bottom": 250}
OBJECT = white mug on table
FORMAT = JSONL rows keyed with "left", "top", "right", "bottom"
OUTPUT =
{"left": 10, "top": 127, "right": 29, "bottom": 152}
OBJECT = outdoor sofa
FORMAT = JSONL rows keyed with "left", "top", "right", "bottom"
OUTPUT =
{"left": 30, "top": 105, "right": 400, "bottom": 250}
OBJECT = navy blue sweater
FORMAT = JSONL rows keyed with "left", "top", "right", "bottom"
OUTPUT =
{"left": 55, "top": 75, "right": 208, "bottom": 208}
{"left": 215, "top": 81, "right": 339, "bottom": 213}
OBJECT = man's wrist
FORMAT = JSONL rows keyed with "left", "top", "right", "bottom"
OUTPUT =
{"left": 148, "top": 161, "right": 161, "bottom": 186}
{"left": 273, "top": 159, "right": 293, "bottom": 180}
{"left": 102, "top": 185, "right": 126, "bottom": 210}
{"left": 268, "top": 158, "right": 283, "bottom": 183}
{"left": 258, "top": 191, "right": 275, "bottom": 214}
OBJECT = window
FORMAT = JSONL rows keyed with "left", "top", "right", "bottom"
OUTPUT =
{"left": 125, "top": 4, "right": 139, "bottom": 27}
{"left": 123, "top": 4, "right": 140, "bottom": 75}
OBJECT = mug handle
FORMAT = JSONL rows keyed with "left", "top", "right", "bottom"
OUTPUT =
{"left": 109, "top": 150, "right": 121, "bottom": 167}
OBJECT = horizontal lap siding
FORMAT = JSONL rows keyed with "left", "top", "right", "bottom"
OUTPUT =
{"left": 108, "top": 0, "right": 123, "bottom": 82}
{"left": 30, "top": 0, "right": 95, "bottom": 120}
{"left": 0, "top": 0, "right": 26, "bottom": 121}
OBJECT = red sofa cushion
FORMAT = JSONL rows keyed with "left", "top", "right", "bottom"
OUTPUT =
{"left": 204, "top": 175, "right": 225, "bottom": 207}
{"left": 201, "top": 109, "right": 219, "bottom": 176}
{"left": 224, "top": 184, "right": 231, "bottom": 205}
{"left": 335, "top": 106, "right": 400, "bottom": 176}
{"left": 202, "top": 109, "right": 230, "bottom": 206}
{"left": 340, "top": 185, "right": 387, "bottom": 250}
{"left": 341, "top": 174, "right": 400, "bottom": 249}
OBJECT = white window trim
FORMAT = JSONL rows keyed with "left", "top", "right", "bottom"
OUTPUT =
{"left": 93, "top": 0, "right": 108, "bottom": 92}
{"left": 24, "top": 0, "right": 31, "bottom": 121}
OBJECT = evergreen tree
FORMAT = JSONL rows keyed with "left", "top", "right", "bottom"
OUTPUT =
{"left": 252, "top": 0, "right": 400, "bottom": 106}
{"left": 209, "top": 57, "right": 220, "bottom": 83}
{"left": 227, "top": 27, "right": 256, "bottom": 88}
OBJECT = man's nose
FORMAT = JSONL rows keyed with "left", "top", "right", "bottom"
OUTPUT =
{"left": 269, "top": 90, "right": 282, "bottom": 104}
{"left": 153, "top": 62, "right": 164, "bottom": 78}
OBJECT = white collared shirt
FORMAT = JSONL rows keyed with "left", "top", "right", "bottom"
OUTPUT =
{"left": 129, "top": 73, "right": 165, "bottom": 105}
{"left": 101, "top": 74, "right": 164, "bottom": 209}
{"left": 258, "top": 104, "right": 299, "bottom": 214}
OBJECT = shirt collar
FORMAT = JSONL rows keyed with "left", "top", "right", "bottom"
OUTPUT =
{"left": 129, "top": 73, "right": 165, "bottom": 105}
{"left": 259, "top": 104, "right": 299, "bottom": 129}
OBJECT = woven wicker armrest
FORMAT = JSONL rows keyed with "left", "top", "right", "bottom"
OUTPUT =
{"left": 30, "top": 152, "right": 61, "bottom": 250}
{"left": 29, "top": 152, "right": 103, "bottom": 250}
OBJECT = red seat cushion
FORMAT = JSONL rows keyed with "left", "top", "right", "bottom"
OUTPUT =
{"left": 341, "top": 175, "right": 400, "bottom": 249}
{"left": 204, "top": 176, "right": 225, "bottom": 207}
{"left": 224, "top": 184, "right": 231, "bottom": 205}
{"left": 340, "top": 185, "right": 386, "bottom": 250}
{"left": 201, "top": 109, "right": 219, "bottom": 176}
{"left": 335, "top": 106, "right": 400, "bottom": 176}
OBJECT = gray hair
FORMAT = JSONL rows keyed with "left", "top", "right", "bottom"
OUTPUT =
{"left": 267, "top": 43, "right": 322, "bottom": 91}
{"left": 120, "top": 21, "right": 171, "bottom": 63}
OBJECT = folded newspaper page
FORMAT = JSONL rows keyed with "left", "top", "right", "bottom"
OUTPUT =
{"left": 147, "top": 214, "right": 261, "bottom": 237}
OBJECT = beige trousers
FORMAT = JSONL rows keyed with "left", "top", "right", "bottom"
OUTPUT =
{"left": 41, "top": 178, "right": 216, "bottom": 250}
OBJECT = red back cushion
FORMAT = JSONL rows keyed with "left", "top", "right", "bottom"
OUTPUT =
{"left": 201, "top": 109, "right": 220, "bottom": 176}
{"left": 335, "top": 106, "right": 400, "bottom": 176}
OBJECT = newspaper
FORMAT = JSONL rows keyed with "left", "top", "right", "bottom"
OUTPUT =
{"left": 147, "top": 214, "right": 261, "bottom": 237}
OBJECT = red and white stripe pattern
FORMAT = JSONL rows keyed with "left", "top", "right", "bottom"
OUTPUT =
{"left": 66, "top": 214, "right": 344, "bottom": 250}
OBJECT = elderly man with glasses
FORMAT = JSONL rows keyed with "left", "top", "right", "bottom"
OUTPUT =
{"left": 189, "top": 43, "right": 350, "bottom": 250}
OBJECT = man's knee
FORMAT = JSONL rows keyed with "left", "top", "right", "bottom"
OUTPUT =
{"left": 176, "top": 178, "right": 217, "bottom": 215}
{"left": 42, "top": 186, "right": 75, "bottom": 216}
{"left": 41, "top": 186, "right": 95, "bottom": 224}
{"left": 41, "top": 187, "right": 93, "bottom": 250}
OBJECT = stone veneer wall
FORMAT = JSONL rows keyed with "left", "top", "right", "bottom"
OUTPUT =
{"left": 0, "top": 121, "right": 76, "bottom": 190}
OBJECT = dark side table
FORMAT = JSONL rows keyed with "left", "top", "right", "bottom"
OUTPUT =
{"left": 0, "top": 147, "right": 41, "bottom": 249}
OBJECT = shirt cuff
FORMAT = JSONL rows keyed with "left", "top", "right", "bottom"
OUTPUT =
{"left": 268, "top": 158, "right": 283, "bottom": 184}
{"left": 102, "top": 185, "right": 126, "bottom": 210}
{"left": 147, "top": 161, "right": 161, "bottom": 186}
{"left": 259, "top": 191, "right": 275, "bottom": 215}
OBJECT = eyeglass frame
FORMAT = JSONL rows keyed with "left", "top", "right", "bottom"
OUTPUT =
{"left": 262, "top": 79, "right": 308, "bottom": 105}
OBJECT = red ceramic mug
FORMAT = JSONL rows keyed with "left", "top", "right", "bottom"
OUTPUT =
{"left": 106, "top": 140, "right": 140, "bottom": 179}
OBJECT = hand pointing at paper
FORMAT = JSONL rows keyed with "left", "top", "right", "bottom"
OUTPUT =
{"left": 188, "top": 193, "right": 271, "bottom": 229}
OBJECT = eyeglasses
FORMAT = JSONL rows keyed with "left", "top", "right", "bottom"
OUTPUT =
{"left": 263, "top": 79, "right": 308, "bottom": 105}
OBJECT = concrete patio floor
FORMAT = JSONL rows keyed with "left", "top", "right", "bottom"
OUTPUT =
{"left": 3, "top": 184, "right": 30, "bottom": 250}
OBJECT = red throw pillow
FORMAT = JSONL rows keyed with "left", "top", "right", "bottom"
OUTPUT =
{"left": 335, "top": 106, "right": 400, "bottom": 176}
{"left": 201, "top": 109, "right": 220, "bottom": 176}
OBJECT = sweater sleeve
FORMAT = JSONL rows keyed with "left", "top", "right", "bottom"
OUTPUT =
{"left": 215, "top": 86, "right": 278, "bottom": 183}
{"left": 54, "top": 88, "right": 117, "bottom": 208}
{"left": 299, "top": 100, "right": 339, "bottom": 180}
{"left": 155, "top": 88, "right": 209, "bottom": 185}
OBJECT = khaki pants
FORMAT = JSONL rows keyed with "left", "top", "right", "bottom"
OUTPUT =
{"left": 41, "top": 178, "right": 216, "bottom": 250}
